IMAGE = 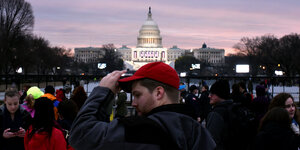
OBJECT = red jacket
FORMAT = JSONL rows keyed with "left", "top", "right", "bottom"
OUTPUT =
{"left": 24, "top": 126, "right": 67, "bottom": 150}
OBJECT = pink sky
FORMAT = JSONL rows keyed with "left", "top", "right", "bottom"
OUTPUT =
{"left": 26, "top": 0, "right": 300, "bottom": 55}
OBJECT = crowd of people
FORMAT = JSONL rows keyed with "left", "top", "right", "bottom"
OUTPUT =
{"left": 1, "top": 61, "right": 300, "bottom": 150}
{"left": 0, "top": 84, "right": 85, "bottom": 150}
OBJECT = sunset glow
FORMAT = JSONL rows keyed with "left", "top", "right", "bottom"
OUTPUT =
{"left": 27, "top": 0, "right": 300, "bottom": 55}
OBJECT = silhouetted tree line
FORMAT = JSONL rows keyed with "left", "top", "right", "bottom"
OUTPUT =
{"left": 0, "top": 0, "right": 73, "bottom": 75}
{"left": 1, "top": 0, "right": 125, "bottom": 75}
{"left": 174, "top": 34, "right": 300, "bottom": 77}
{"left": 230, "top": 33, "right": 300, "bottom": 76}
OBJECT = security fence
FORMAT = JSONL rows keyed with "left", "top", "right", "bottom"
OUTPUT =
{"left": 1, "top": 74, "right": 300, "bottom": 103}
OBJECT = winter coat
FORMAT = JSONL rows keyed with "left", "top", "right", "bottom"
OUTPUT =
{"left": 251, "top": 85, "right": 270, "bottom": 129}
{"left": 0, "top": 105, "right": 31, "bottom": 150}
{"left": 232, "top": 91, "right": 252, "bottom": 108}
{"left": 69, "top": 86, "right": 216, "bottom": 150}
{"left": 206, "top": 100, "right": 233, "bottom": 150}
{"left": 199, "top": 91, "right": 211, "bottom": 121}
{"left": 185, "top": 93, "right": 201, "bottom": 118}
{"left": 254, "top": 122, "right": 300, "bottom": 150}
{"left": 24, "top": 126, "right": 67, "bottom": 150}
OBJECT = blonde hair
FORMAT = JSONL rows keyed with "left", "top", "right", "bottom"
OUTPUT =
{"left": 25, "top": 94, "right": 35, "bottom": 108}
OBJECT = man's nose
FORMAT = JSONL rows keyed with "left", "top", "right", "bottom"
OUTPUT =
{"left": 131, "top": 99, "right": 137, "bottom": 107}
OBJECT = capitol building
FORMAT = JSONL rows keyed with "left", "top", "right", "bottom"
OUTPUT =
{"left": 75, "top": 7, "right": 225, "bottom": 70}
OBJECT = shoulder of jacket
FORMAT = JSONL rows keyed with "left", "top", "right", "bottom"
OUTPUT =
{"left": 0, "top": 105, "right": 4, "bottom": 114}
{"left": 19, "top": 105, "right": 26, "bottom": 112}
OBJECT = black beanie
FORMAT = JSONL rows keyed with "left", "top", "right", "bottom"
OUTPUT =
{"left": 189, "top": 85, "right": 198, "bottom": 93}
{"left": 210, "top": 79, "right": 230, "bottom": 100}
{"left": 45, "top": 85, "right": 55, "bottom": 95}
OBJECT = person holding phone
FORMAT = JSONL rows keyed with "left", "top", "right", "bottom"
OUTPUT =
{"left": 0, "top": 88, "right": 32, "bottom": 150}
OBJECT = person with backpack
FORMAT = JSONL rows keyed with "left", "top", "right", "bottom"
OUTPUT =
{"left": 69, "top": 62, "right": 216, "bottom": 150}
{"left": 206, "top": 79, "right": 255, "bottom": 150}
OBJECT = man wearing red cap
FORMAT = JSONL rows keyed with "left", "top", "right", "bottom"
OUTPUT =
{"left": 69, "top": 62, "right": 216, "bottom": 150}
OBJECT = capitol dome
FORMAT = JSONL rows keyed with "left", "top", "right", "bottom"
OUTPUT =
{"left": 137, "top": 7, "right": 162, "bottom": 48}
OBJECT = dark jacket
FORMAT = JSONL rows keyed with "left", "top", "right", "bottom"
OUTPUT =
{"left": 199, "top": 91, "right": 211, "bottom": 121}
{"left": 254, "top": 122, "right": 300, "bottom": 150}
{"left": 241, "top": 91, "right": 252, "bottom": 107}
{"left": 206, "top": 100, "right": 233, "bottom": 150}
{"left": 232, "top": 91, "right": 252, "bottom": 108}
{"left": 251, "top": 85, "right": 270, "bottom": 129}
{"left": 185, "top": 93, "right": 201, "bottom": 118}
{"left": 0, "top": 105, "right": 32, "bottom": 150}
{"left": 69, "top": 86, "right": 216, "bottom": 150}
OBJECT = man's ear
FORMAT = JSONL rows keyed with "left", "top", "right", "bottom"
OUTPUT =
{"left": 154, "top": 86, "right": 165, "bottom": 101}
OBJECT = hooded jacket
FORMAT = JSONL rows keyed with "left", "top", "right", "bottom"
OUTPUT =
{"left": 69, "top": 86, "right": 216, "bottom": 150}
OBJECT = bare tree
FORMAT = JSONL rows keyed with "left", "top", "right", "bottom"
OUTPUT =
{"left": 276, "top": 33, "right": 300, "bottom": 76}
{"left": 98, "top": 44, "right": 124, "bottom": 73}
{"left": 233, "top": 36, "right": 262, "bottom": 75}
{"left": 233, "top": 33, "right": 300, "bottom": 76}
{"left": 0, "top": 0, "right": 34, "bottom": 74}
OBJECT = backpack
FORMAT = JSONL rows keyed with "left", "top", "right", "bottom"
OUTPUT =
{"left": 223, "top": 102, "right": 257, "bottom": 150}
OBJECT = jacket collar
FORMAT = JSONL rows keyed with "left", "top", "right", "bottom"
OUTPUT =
{"left": 145, "top": 104, "right": 197, "bottom": 119}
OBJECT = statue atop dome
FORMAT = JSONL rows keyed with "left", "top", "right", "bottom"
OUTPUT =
{"left": 137, "top": 7, "right": 162, "bottom": 48}
{"left": 148, "top": 7, "right": 152, "bottom": 20}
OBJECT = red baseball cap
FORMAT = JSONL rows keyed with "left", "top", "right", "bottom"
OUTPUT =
{"left": 118, "top": 62, "right": 179, "bottom": 92}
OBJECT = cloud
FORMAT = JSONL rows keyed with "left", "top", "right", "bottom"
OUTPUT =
{"left": 27, "top": 0, "right": 300, "bottom": 56}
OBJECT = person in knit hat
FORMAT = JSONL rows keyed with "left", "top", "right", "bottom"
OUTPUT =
{"left": 206, "top": 79, "right": 233, "bottom": 150}
{"left": 69, "top": 62, "right": 216, "bottom": 150}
